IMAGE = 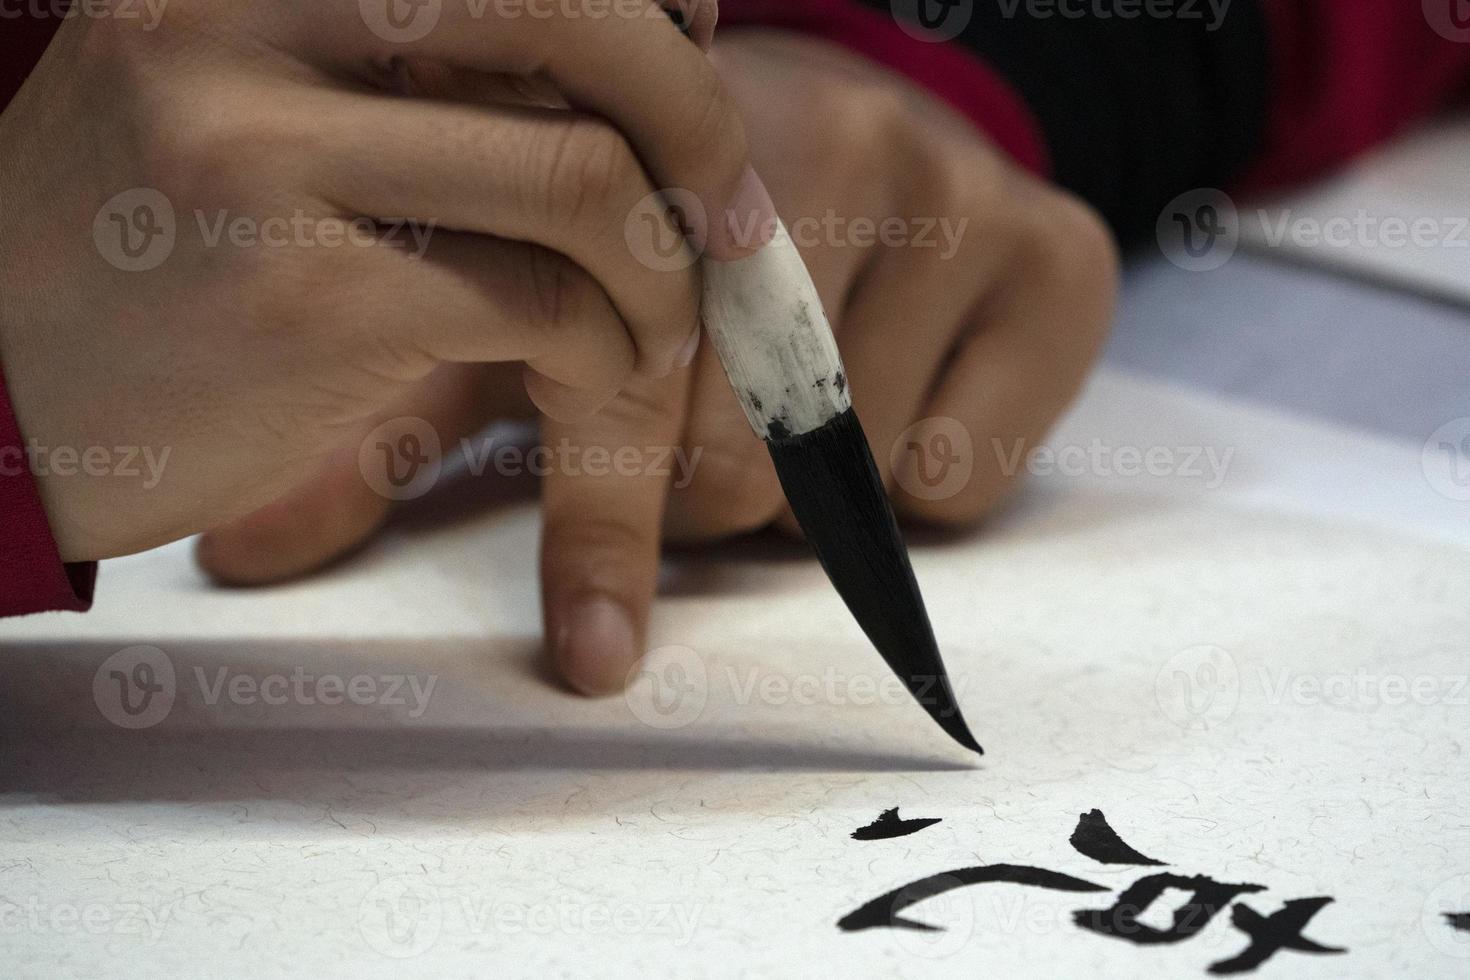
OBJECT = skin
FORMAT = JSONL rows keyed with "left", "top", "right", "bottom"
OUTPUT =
{"left": 194, "top": 32, "right": 1120, "bottom": 695}
{"left": 0, "top": 0, "right": 773, "bottom": 561}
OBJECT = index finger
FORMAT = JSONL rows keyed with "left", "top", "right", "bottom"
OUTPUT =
{"left": 539, "top": 365, "right": 693, "bottom": 694}
{"left": 300, "top": 0, "right": 773, "bottom": 259}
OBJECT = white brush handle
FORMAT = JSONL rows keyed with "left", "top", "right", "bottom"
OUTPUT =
{"left": 700, "top": 220, "right": 853, "bottom": 440}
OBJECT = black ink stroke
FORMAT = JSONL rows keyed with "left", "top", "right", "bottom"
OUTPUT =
{"left": 839, "top": 864, "right": 1108, "bottom": 932}
{"left": 1447, "top": 913, "right": 1470, "bottom": 932}
{"left": 1207, "top": 897, "right": 1345, "bottom": 974}
{"left": 851, "top": 808, "right": 942, "bottom": 841}
{"left": 1074, "top": 873, "right": 1265, "bottom": 944}
{"left": 1069, "top": 809, "right": 1165, "bottom": 866}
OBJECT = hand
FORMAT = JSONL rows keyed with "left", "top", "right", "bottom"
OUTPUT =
{"left": 538, "top": 32, "right": 1119, "bottom": 691}
{"left": 0, "top": 0, "right": 768, "bottom": 561}
{"left": 194, "top": 31, "right": 1117, "bottom": 698}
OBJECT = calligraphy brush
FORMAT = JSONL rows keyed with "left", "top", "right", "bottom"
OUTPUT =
{"left": 699, "top": 223, "right": 982, "bottom": 754}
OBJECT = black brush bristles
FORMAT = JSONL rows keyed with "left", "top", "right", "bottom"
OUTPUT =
{"left": 764, "top": 407, "right": 982, "bottom": 754}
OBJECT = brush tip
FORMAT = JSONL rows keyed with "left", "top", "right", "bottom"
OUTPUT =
{"left": 765, "top": 407, "right": 986, "bottom": 757}
{"left": 929, "top": 699, "right": 984, "bottom": 755}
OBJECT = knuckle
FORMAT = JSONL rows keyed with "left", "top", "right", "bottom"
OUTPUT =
{"left": 1027, "top": 192, "right": 1120, "bottom": 298}
{"left": 923, "top": 142, "right": 1005, "bottom": 230}
{"left": 523, "top": 245, "right": 589, "bottom": 335}
{"left": 680, "top": 71, "right": 750, "bottom": 192}
{"left": 533, "top": 118, "right": 644, "bottom": 233}
{"left": 819, "top": 83, "right": 895, "bottom": 150}
{"left": 1033, "top": 193, "right": 1120, "bottom": 350}
{"left": 140, "top": 93, "right": 304, "bottom": 205}
{"left": 804, "top": 86, "right": 895, "bottom": 187}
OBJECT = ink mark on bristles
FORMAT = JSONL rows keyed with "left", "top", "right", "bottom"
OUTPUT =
{"left": 1447, "top": 912, "right": 1470, "bottom": 932}
{"left": 765, "top": 417, "right": 792, "bottom": 440}
{"left": 834, "top": 372, "right": 847, "bottom": 395}
{"left": 794, "top": 301, "right": 814, "bottom": 332}
{"left": 851, "top": 808, "right": 941, "bottom": 841}
{"left": 1069, "top": 809, "right": 1165, "bottom": 866}
{"left": 747, "top": 390, "right": 763, "bottom": 413}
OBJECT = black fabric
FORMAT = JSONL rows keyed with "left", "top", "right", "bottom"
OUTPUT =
{"left": 869, "top": 0, "right": 1271, "bottom": 243}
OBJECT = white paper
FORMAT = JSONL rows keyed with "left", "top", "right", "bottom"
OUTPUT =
{"left": 2, "top": 370, "right": 1468, "bottom": 978}
{"left": 1239, "top": 118, "right": 1470, "bottom": 308}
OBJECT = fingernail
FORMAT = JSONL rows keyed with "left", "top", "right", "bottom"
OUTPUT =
{"left": 676, "top": 327, "right": 702, "bottom": 369}
{"left": 556, "top": 598, "right": 638, "bottom": 696}
{"left": 712, "top": 165, "right": 778, "bottom": 260}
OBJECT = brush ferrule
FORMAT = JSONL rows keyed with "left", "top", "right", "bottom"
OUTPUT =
{"left": 699, "top": 220, "right": 853, "bottom": 441}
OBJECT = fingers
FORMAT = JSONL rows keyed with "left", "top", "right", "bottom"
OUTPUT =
{"left": 894, "top": 194, "right": 1118, "bottom": 525}
{"left": 196, "top": 363, "right": 508, "bottom": 584}
{"left": 663, "top": 213, "right": 864, "bottom": 542}
{"left": 340, "top": 228, "right": 637, "bottom": 416}
{"left": 300, "top": 0, "right": 769, "bottom": 258}
{"left": 660, "top": 335, "right": 782, "bottom": 542}
{"left": 832, "top": 238, "right": 1003, "bottom": 496}
{"left": 664, "top": 175, "right": 887, "bottom": 541}
{"left": 540, "top": 369, "right": 692, "bottom": 695}
{"left": 195, "top": 442, "right": 390, "bottom": 586}
{"left": 307, "top": 94, "right": 700, "bottom": 380}
{"left": 662, "top": 0, "right": 718, "bottom": 50}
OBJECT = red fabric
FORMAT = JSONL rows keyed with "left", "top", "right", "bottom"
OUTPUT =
{"left": 0, "top": 12, "right": 61, "bottom": 109}
{"left": 0, "top": 365, "right": 95, "bottom": 615}
{"left": 1240, "top": 0, "right": 1470, "bottom": 193}
{"left": 719, "top": 0, "right": 1051, "bottom": 175}
{"left": 1, "top": 13, "right": 92, "bottom": 615}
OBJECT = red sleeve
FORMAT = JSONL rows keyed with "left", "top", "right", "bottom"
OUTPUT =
{"left": 0, "top": 12, "right": 61, "bottom": 110}
{"left": 1, "top": 13, "right": 96, "bottom": 616}
{"left": 0, "top": 366, "right": 96, "bottom": 616}
{"left": 1241, "top": 0, "right": 1470, "bottom": 193}
{"left": 724, "top": 0, "right": 1470, "bottom": 201}
{"left": 718, "top": 0, "right": 1050, "bottom": 176}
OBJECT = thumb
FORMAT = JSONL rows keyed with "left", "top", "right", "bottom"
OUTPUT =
{"left": 196, "top": 363, "right": 522, "bottom": 585}
{"left": 540, "top": 365, "right": 693, "bottom": 695}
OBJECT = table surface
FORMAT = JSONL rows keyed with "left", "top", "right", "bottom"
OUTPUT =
{"left": 1107, "top": 253, "right": 1470, "bottom": 443}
